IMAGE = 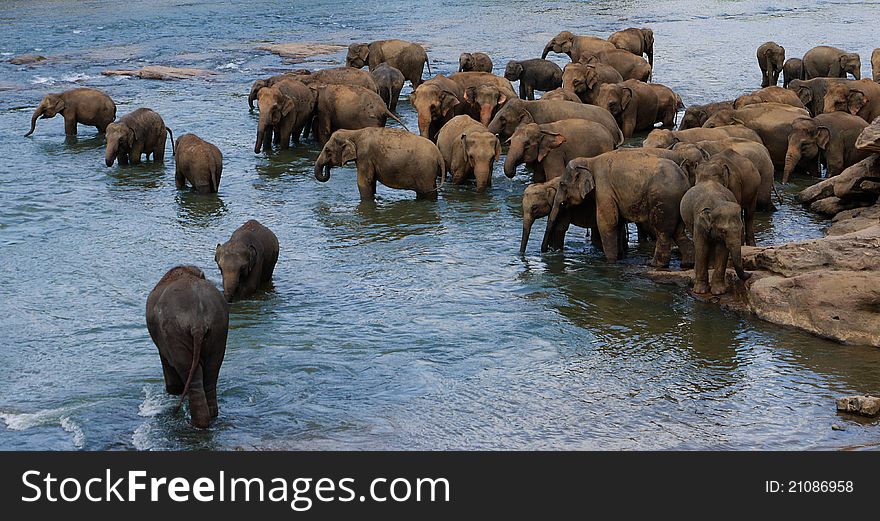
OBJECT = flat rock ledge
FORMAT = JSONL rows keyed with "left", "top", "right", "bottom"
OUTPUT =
{"left": 836, "top": 395, "right": 880, "bottom": 417}
{"left": 256, "top": 43, "right": 347, "bottom": 63}
{"left": 101, "top": 66, "right": 217, "bottom": 80}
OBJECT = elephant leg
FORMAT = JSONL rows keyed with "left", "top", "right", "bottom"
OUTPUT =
{"left": 590, "top": 224, "right": 603, "bottom": 250}
{"left": 526, "top": 85, "right": 535, "bottom": 101}
{"left": 175, "top": 167, "right": 187, "bottom": 189}
{"left": 597, "top": 208, "right": 621, "bottom": 261}
{"left": 744, "top": 206, "right": 756, "bottom": 247}
{"left": 185, "top": 365, "right": 211, "bottom": 428}
{"left": 154, "top": 137, "right": 166, "bottom": 162}
{"left": 202, "top": 357, "right": 220, "bottom": 419}
{"left": 692, "top": 235, "right": 711, "bottom": 294}
{"left": 160, "top": 355, "right": 184, "bottom": 395}
{"left": 552, "top": 213, "right": 571, "bottom": 250}
{"left": 263, "top": 127, "right": 274, "bottom": 152}
{"left": 519, "top": 83, "right": 527, "bottom": 100}
{"left": 648, "top": 231, "right": 673, "bottom": 268}
{"left": 130, "top": 143, "right": 144, "bottom": 164}
{"left": 63, "top": 115, "right": 78, "bottom": 136}
{"left": 673, "top": 221, "right": 695, "bottom": 269}
{"left": 357, "top": 170, "right": 376, "bottom": 201}
{"left": 710, "top": 242, "right": 730, "bottom": 295}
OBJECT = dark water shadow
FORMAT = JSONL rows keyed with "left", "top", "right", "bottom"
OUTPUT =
{"left": 63, "top": 133, "right": 105, "bottom": 150}
{"left": 105, "top": 161, "right": 168, "bottom": 191}
{"left": 314, "top": 197, "right": 443, "bottom": 247}
{"left": 175, "top": 190, "right": 228, "bottom": 228}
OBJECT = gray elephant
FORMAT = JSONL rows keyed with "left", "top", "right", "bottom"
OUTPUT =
{"left": 542, "top": 31, "right": 615, "bottom": 63}
{"left": 541, "top": 88, "right": 583, "bottom": 102}
{"left": 561, "top": 62, "right": 623, "bottom": 104}
{"left": 783, "top": 112, "right": 869, "bottom": 183}
{"left": 787, "top": 77, "right": 853, "bottom": 116}
{"left": 25, "top": 87, "right": 116, "bottom": 137}
{"left": 520, "top": 177, "right": 601, "bottom": 254}
{"left": 757, "top": 42, "right": 785, "bottom": 88}
{"left": 311, "top": 84, "right": 407, "bottom": 145}
{"left": 782, "top": 58, "right": 804, "bottom": 88}
{"left": 486, "top": 97, "right": 624, "bottom": 146}
{"left": 823, "top": 79, "right": 880, "bottom": 124}
{"left": 580, "top": 50, "right": 652, "bottom": 82}
{"left": 314, "top": 128, "right": 445, "bottom": 200}
{"left": 734, "top": 86, "right": 805, "bottom": 109}
{"left": 105, "top": 108, "right": 173, "bottom": 167}
{"left": 692, "top": 149, "right": 761, "bottom": 246}
{"left": 346, "top": 39, "right": 431, "bottom": 88}
{"left": 642, "top": 125, "right": 762, "bottom": 149}
{"left": 254, "top": 78, "right": 316, "bottom": 153}
{"left": 593, "top": 80, "right": 680, "bottom": 137}
{"left": 678, "top": 101, "right": 734, "bottom": 130}
{"left": 436, "top": 115, "right": 500, "bottom": 192}
{"left": 410, "top": 74, "right": 463, "bottom": 141}
{"left": 449, "top": 72, "right": 517, "bottom": 126}
{"left": 247, "top": 70, "right": 313, "bottom": 109}
{"left": 146, "top": 266, "right": 228, "bottom": 428}
{"left": 504, "top": 119, "right": 617, "bottom": 182}
{"left": 175, "top": 134, "right": 222, "bottom": 193}
{"left": 459, "top": 52, "right": 493, "bottom": 73}
{"left": 504, "top": 59, "right": 563, "bottom": 100}
{"left": 609, "top": 28, "right": 654, "bottom": 67}
{"left": 215, "top": 220, "right": 279, "bottom": 302}
{"left": 371, "top": 63, "right": 406, "bottom": 111}
{"left": 803, "top": 45, "right": 861, "bottom": 80}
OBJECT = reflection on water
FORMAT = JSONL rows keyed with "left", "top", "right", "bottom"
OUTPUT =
{"left": 175, "top": 191, "right": 228, "bottom": 227}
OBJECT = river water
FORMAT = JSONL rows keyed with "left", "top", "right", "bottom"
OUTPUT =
{"left": 1, "top": 0, "right": 879, "bottom": 450}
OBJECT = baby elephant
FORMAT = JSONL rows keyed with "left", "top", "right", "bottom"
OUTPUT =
{"left": 371, "top": 63, "right": 406, "bottom": 111}
{"left": 174, "top": 134, "right": 223, "bottom": 193}
{"left": 25, "top": 87, "right": 116, "bottom": 137}
{"left": 314, "top": 128, "right": 445, "bottom": 200}
{"left": 504, "top": 59, "right": 563, "bottom": 100}
{"left": 459, "top": 52, "right": 493, "bottom": 73}
{"left": 146, "top": 265, "right": 229, "bottom": 428}
{"left": 105, "top": 108, "right": 174, "bottom": 167}
{"left": 436, "top": 115, "right": 500, "bottom": 192}
{"left": 215, "top": 220, "right": 279, "bottom": 302}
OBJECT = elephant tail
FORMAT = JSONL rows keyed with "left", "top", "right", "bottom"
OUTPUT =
{"left": 166, "top": 127, "right": 175, "bottom": 155}
{"left": 425, "top": 54, "right": 433, "bottom": 77}
{"left": 436, "top": 154, "right": 446, "bottom": 191}
{"left": 176, "top": 326, "right": 206, "bottom": 414}
{"left": 385, "top": 108, "right": 409, "bottom": 132}
{"left": 209, "top": 163, "right": 220, "bottom": 193}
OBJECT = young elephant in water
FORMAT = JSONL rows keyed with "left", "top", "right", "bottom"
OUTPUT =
{"left": 146, "top": 266, "right": 229, "bottom": 428}
{"left": 254, "top": 78, "right": 316, "bottom": 153}
{"left": 105, "top": 108, "right": 174, "bottom": 167}
{"left": 642, "top": 125, "right": 762, "bottom": 148}
{"left": 459, "top": 52, "right": 493, "bottom": 73}
{"left": 25, "top": 87, "right": 116, "bottom": 137}
{"left": 346, "top": 39, "right": 431, "bottom": 88}
{"left": 692, "top": 150, "right": 761, "bottom": 246}
{"left": 520, "top": 177, "right": 602, "bottom": 255}
{"left": 436, "top": 115, "right": 500, "bottom": 192}
{"left": 310, "top": 84, "right": 407, "bottom": 145}
{"left": 215, "top": 220, "right": 279, "bottom": 302}
{"left": 782, "top": 112, "right": 869, "bottom": 183}
{"left": 174, "top": 134, "right": 223, "bottom": 193}
{"left": 561, "top": 62, "right": 623, "bottom": 104}
{"left": 504, "top": 59, "right": 563, "bottom": 100}
{"left": 594, "top": 79, "right": 679, "bottom": 137}
{"left": 678, "top": 101, "right": 734, "bottom": 130}
{"left": 371, "top": 63, "right": 406, "bottom": 111}
{"left": 314, "top": 128, "right": 445, "bottom": 200}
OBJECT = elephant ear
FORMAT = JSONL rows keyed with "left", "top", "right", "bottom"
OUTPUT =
{"left": 247, "top": 245, "right": 258, "bottom": 272}
{"left": 847, "top": 90, "right": 868, "bottom": 115}
{"left": 576, "top": 165, "right": 596, "bottom": 199}
{"left": 440, "top": 90, "right": 460, "bottom": 115}
{"left": 49, "top": 95, "right": 65, "bottom": 113}
{"left": 721, "top": 164, "right": 733, "bottom": 186}
{"left": 459, "top": 133, "right": 470, "bottom": 156}
{"left": 620, "top": 87, "right": 634, "bottom": 111}
{"left": 815, "top": 126, "right": 831, "bottom": 149}
{"left": 463, "top": 86, "right": 476, "bottom": 103}
{"left": 585, "top": 69, "right": 599, "bottom": 89}
{"left": 538, "top": 132, "right": 566, "bottom": 162}
{"left": 698, "top": 207, "right": 714, "bottom": 226}
{"left": 281, "top": 97, "right": 295, "bottom": 117}
{"left": 498, "top": 92, "right": 508, "bottom": 105}
{"left": 357, "top": 44, "right": 370, "bottom": 62}
{"left": 340, "top": 138, "right": 358, "bottom": 164}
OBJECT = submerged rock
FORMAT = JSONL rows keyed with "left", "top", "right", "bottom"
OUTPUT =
{"left": 836, "top": 395, "right": 880, "bottom": 417}
{"left": 101, "top": 66, "right": 217, "bottom": 80}
{"left": 256, "top": 43, "right": 346, "bottom": 63}
{"left": 9, "top": 54, "right": 47, "bottom": 65}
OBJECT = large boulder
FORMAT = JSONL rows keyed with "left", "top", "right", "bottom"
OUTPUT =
{"left": 797, "top": 154, "right": 880, "bottom": 206}
{"left": 855, "top": 116, "right": 880, "bottom": 153}
{"left": 102, "top": 66, "right": 216, "bottom": 80}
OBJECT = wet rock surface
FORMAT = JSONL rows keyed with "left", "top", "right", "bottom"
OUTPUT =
{"left": 255, "top": 43, "right": 347, "bottom": 63}
{"left": 836, "top": 395, "right": 880, "bottom": 417}
{"left": 101, "top": 65, "right": 217, "bottom": 80}
{"left": 8, "top": 54, "right": 47, "bottom": 65}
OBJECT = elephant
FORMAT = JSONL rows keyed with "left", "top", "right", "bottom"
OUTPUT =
{"left": 782, "top": 112, "right": 869, "bottom": 183}
{"left": 486, "top": 98, "right": 624, "bottom": 146}
{"left": 314, "top": 128, "right": 445, "bottom": 200}
{"left": 459, "top": 52, "right": 493, "bottom": 73}
{"left": 541, "top": 31, "right": 615, "bottom": 63}
{"left": 215, "top": 220, "right": 279, "bottom": 302}
{"left": 642, "top": 125, "right": 762, "bottom": 149}
{"left": 299, "top": 67, "right": 379, "bottom": 92}
{"left": 561, "top": 62, "right": 623, "bottom": 104}
{"left": 679, "top": 101, "right": 734, "bottom": 130}
{"left": 105, "top": 108, "right": 173, "bottom": 167}
{"left": 541, "top": 88, "right": 582, "bottom": 102}
{"left": 504, "top": 59, "right": 563, "bottom": 100}
{"left": 543, "top": 151, "right": 694, "bottom": 267}
{"left": 679, "top": 182, "right": 749, "bottom": 295}
{"left": 503, "top": 119, "right": 617, "bottom": 182}
{"left": 436, "top": 115, "right": 500, "bottom": 192}
{"left": 756, "top": 42, "right": 785, "bottom": 88}
{"left": 823, "top": 79, "right": 880, "bottom": 124}
{"left": 247, "top": 70, "right": 314, "bottom": 109}
{"left": 627, "top": 145, "right": 709, "bottom": 186}
{"left": 410, "top": 74, "right": 463, "bottom": 141}
{"left": 25, "top": 87, "right": 116, "bottom": 137}
{"left": 371, "top": 63, "right": 406, "bottom": 111}
{"left": 873, "top": 49, "right": 880, "bottom": 82}
{"left": 254, "top": 78, "right": 316, "bottom": 153}
{"left": 174, "top": 134, "right": 222, "bottom": 193}
{"left": 580, "top": 50, "right": 652, "bottom": 82}
{"left": 346, "top": 39, "right": 431, "bottom": 88}
{"left": 608, "top": 28, "right": 654, "bottom": 67}
{"left": 449, "top": 72, "right": 517, "bottom": 126}
{"left": 520, "top": 177, "right": 601, "bottom": 254}
{"left": 692, "top": 149, "right": 761, "bottom": 246}
{"left": 803, "top": 45, "right": 861, "bottom": 80}
{"left": 146, "top": 265, "right": 228, "bottom": 428}
{"left": 787, "top": 77, "right": 853, "bottom": 116}
{"left": 702, "top": 102, "right": 811, "bottom": 169}
{"left": 734, "top": 86, "right": 805, "bottom": 109}
{"left": 310, "top": 84, "right": 407, "bottom": 145}
{"left": 593, "top": 80, "right": 680, "bottom": 137}
{"left": 782, "top": 58, "right": 804, "bottom": 88}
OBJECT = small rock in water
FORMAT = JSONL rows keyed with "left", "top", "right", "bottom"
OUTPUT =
{"left": 831, "top": 423, "right": 845, "bottom": 431}
{"left": 835, "top": 395, "right": 880, "bottom": 417}
{"left": 9, "top": 54, "right": 46, "bottom": 65}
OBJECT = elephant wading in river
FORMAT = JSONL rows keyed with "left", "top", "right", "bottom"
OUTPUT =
{"left": 690, "top": 149, "right": 761, "bottom": 246}
{"left": 25, "top": 87, "right": 116, "bottom": 137}
{"left": 459, "top": 52, "right": 493, "bottom": 73}
{"left": 783, "top": 112, "right": 869, "bottom": 183}
{"left": 371, "top": 63, "right": 406, "bottom": 111}
{"left": 254, "top": 78, "right": 316, "bottom": 153}
{"left": 436, "top": 115, "right": 500, "bottom": 192}
{"left": 594, "top": 79, "right": 680, "bottom": 137}
{"left": 803, "top": 46, "right": 861, "bottom": 80}
{"left": 215, "top": 220, "right": 279, "bottom": 302}
{"left": 247, "top": 69, "right": 313, "bottom": 109}
{"left": 146, "top": 266, "right": 228, "bottom": 428}
{"left": 346, "top": 39, "right": 431, "bottom": 88}
{"left": 105, "top": 108, "right": 174, "bottom": 167}
{"left": 311, "top": 84, "right": 407, "bottom": 145}
{"left": 175, "top": 133, "right": 223, "bottom": 193}
{"left": 542, "top": 31, "right": 615, "bottom": 63}
{"left": 787, "top": 78, "right": 853, "bottom": 117}
{"left": 823, "top": 79, "right": 880, "bottom": 124}
{"left": 608, "top": 28, "right": 655, "bottom": 67}
{"left": 756, "top": 42, "right": 785, "bottom": 88}
{"left": 561, "top": 62, "right": 623, "bottom": 104}
{"left": 542, "top": 88, "right": 582, "bottom": 102}
{"left": 543, "top": 151, "right": 695, "bottom": 268}
{"left": 449, "top": 72, "right": 517, "bottom": 126}
{"left": 504, "top": 59, "right": 563, "bottom": 100}
{"left": 734, "top": 86, "right": 805, "bottom": 109}
{"left": 521, "top": 177, "right": 601, "bottom": 254}
{"left": 679, "top": 101, "right": 734, "bottom": 130}
{"left": 410, "top": 74, "right": 463, "bottom": 141}
{"left": 580, "top": 50, "right": 652, "bottom": 82}
{"left": 504, "top": 119, "right": 617, "bottom": 182}
{"left": 487, "top": 98, "right": 624, "bottom": 146}
{"left": 783, "top": 58, "right": 804, "bottom": 89}
{"left": 314, "top": 128, "right": 445, "bottom": 200}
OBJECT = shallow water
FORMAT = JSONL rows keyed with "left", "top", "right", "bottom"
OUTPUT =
{"left": 1, "top": 0, "right": 879, "bottom": 450}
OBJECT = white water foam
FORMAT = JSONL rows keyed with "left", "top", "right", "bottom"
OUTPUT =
{"left": 0, "top": 407, "right": 68, "bottom": 430}
{"left": 31, "top": 76, "right": 55, "bottom": 85}
{"left": 217, "top": 62, "right": 240, "bottom": 70}
{"left": 61, "top": 73, "right": 91, "bottom": 83}
{"left": 60, "top": 416, "right": 85, "bottom": 448}
{"left": 138, "top": 385, "right": 172, "bottom": 417}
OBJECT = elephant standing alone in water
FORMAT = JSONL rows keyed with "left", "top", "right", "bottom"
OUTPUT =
{"left": 346, "top": 39, "right": 431, "bottom": 88}
{"left": 25, "top": 87, "right": 116, "bottom": 137}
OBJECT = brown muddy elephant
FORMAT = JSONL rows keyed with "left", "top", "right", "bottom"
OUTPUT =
{"left": 371, "top": 63, "right": 405, "bottom": 111}
{"left": 541, "top": 88, "right": 582, "bottom": 102}
{"left": 146, "top": 266, "right": 228, "bottom": 428}
{"left": 561, "top": 62, "right": 623, "bottom": 104}
{"left": 25, "top": 87, "right": 116, "bottom": 137}
{"left": 734, "top": 86, "right": 805, "bottom": 109}
{"left": 346, "top": 39, "right": 431, "bottom": 88}
{"left": 783, "top": 112, "right": 869, "bottom": 183}
{"left": 608, "top": 28, "right": 654, "bottom": 67}
{"left": 215, "top": 220, "right": 279, "bottom": 302}
{"left": 254, "top": 78, "right": 316, "bottom": 153}
{"left": 580, "top": 50, "right": 651, "bottom": 82}
{"left": 486, "top": 98, "right": 624, "bottom": 145}
{"left": 459, "top": 52, "right": 493, "bottom": 73}
{"left": 628, "top": 146, "right": 709, "bottom": 186}
{"left": 823, "top": 79, "right": 880, "bottom": 124}
{"left": 542, "top": 32, "right": 615, "bottom": 63}
{"left": 692, "top": 149, "right": 761, "bottom": 246}
{"left": 449, "top": 72, "right": 517, "bottom": 126}
{"left": 105, "top": 108, "right": 173, "bottom": 167}
{"left": 756, "top": 42, "right": 785, "bottom": 88}
{"left": 311, "top": 84, "right": 407, "bottom": 145}
{"left": 783, "top": 58, "right": 804, "bottom": 88}
{"left": 299, "top": 68, "right": 379, "bottom": 92}
{"left": 504, "top": 59, "right": 563, "bottom": 100}
{"left": 410, "top": 74, "right": 463, "bottom": 141}
{"left": 520, "top": 177, "right": 600, "bottom": 254}
{"left": 175, "top": 133, "right": 222, "bottom": 193}
{"left": 787, "top": 77, "right": 853, "bottom": 116}
{"left": 314, "top": 128, "right": 445, "bottom": 200}
{"left": 247, "top": 69, "right": 313, "bottom": 109}
{"left": 679, "top": 182, "right": 749, "bottom": 295}
{"left": 642, "top": 125, "right": 762, "bottom": 148}
{"left": 803, "top": 46, "right": 861, "bottom": 80}
{"left": 543, "top": 151, "right": 695, "bottom": 268}
{"left": 594, "top": 80, "right": 680, "bottom": 137}
{"left": 679, "top": 101, "right": 734, "bottom": 130}
{"left": 436, "top": 115, "right": 500, "bottom": 192}
{"left": 503, "top": 119, "right": 617, "bottom": 182}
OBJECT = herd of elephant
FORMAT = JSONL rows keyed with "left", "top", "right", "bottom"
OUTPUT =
{"left": 21, "top": 30, "right": 880, "bottom": 428}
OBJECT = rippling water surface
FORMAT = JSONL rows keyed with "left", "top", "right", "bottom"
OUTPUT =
{"left": 1, "top": 0, "right": 879, "bottom": 450}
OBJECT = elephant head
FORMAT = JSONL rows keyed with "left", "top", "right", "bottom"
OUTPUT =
{"left": 640, "top": 28, "right": 655, "bottom": 58}
{"left": 25, "top": 93, "right": 65, "bottom": 137}
{"left": 697, "top": 202, "right": 750, "bottom": 282}
{"left": 459, "top": 53, "right": 474, "bottom": 72}
{"left": 104, "top": 123, "right": 133, "bottom": 167}
{"left": 680, "top": 107, "right": 710, "bottom": 130}
{"left": 464, "top": 84, "right": 508, "bottom": 127}
{"left": 823, "top": 83, "right": 868, "bottom": 116}
{"left": 782, "top": 117, "right": 828, "bottom": 183}
{"left": 733, "top": 95, "right": 764, "bottom": 109}
{"left": 504, "top": 61, "right": 524, "bottom": 82}
{"left": 461, "top": 131, "right": 501, "bottom": 192}
{"left": 503, "top": 123, "right": 565, "bottom": 178}
{"left": 487, "top": 98, "right": 532, "bottom": 140}
{"left": 314, "top": 130, "right": 357, "bottom": 182}
{"left": 561, "top": 63, "right": 600, "bottom": 102}
{"left": 669, "top": 143, "right": 712, "bottom": 185}
{"left": 520, "top": 178, "right": 559, "bottom": 254}
{"left": 832, "top": 53, "right": 861, "bottom": 79}
{"left": 248, "top": 79, "right": 270, "bottom": 110}
{"left": 254, "top": 86, "right": 294, "bottom": 153}
{"left": 541, "top": 158, "right": 595, "bottom": 252}
{"left": 409, "top": 81, "right": 460, "bottom": 137}
{"left": 215, "top": 242, "right": 256, "bottom": 302}
{"left": 346, "top": 43, "right": 370, "bottom": 69}
{"left": 694, "top": 157, "right": 731, "bottom": 186}
{"left": 594, "top": 83, "right": 633, "bottom": 126}
{"left": 542, "top": 31, "right": 575, "bottom": 59}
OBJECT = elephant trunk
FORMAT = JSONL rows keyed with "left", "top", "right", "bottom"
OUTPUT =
{"left": 25, "top": 106, "right": 43, "bottom": 137}
{"left": 221, "top": 273, "right": 240, "bottom": 303}
{"left": 474, "top": 164, "right": 492, "bottom": 193}
{"left": 541, "top": 43, "right": 552, "bottom": 60}
{"left": 727, "top": 237, "right": 750, "bottom": 281}
{"left": 852, "top": 69, "right": 861, "bottom": 80}
{"left": 541, "top": 201, "right": 562, "bottom": 253}
{"left": 520, "top": 212, "right": 534, "bottom": 254}
{"left": 479, "top": 104, "right": 494, "bottom": 127}
{"left": 504, "top": 141, "right": 523, "bottom": 178}
{"left": 105, "top": 141, "right": 118, "bottom": 167}
{"left": 782, "top": 145, "right": 801, "bottom": 184}
{"left": 417, "top": 113, "right": 431, "bottom": 138}
{"left": 254, "top": 129, "right": 265, "bottom": 154}
{"left": 248, "top": 87, "right": 259, "bottom": 110}
{"left": 314, "top": 156, "right": 331, "bottom": 182}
